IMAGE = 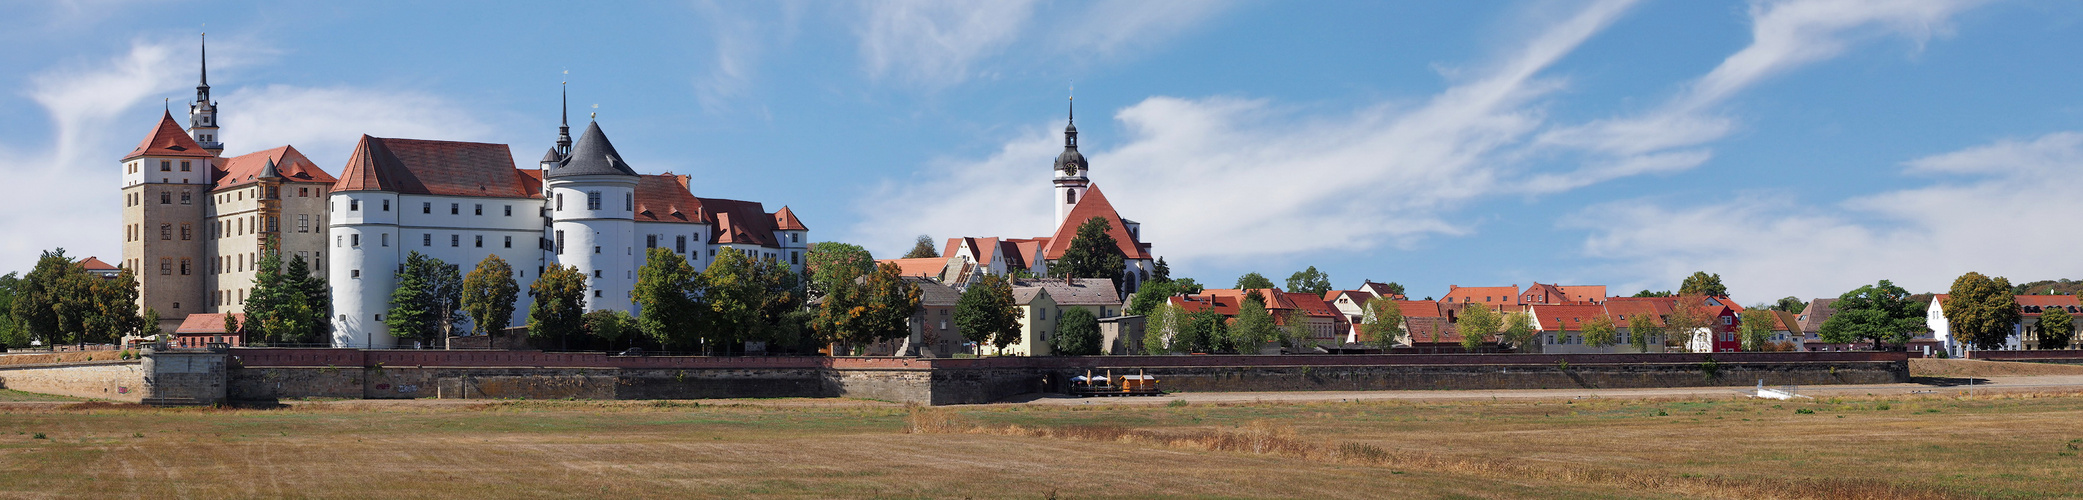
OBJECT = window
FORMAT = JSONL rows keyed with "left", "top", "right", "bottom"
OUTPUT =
{"left": 351, "top": 234, "right": 360, "bottom": 247}
{"left": 180, "top": 224, "right": 192, "bottom": 240}
{"left": 381, "top": 233, "right": 390, "bottom": 247}
{"left": 451, "top": 234, "right": 460, "bottom": 247}
{"left": 503, "top": 236, "right": 512, "bottom": 248}
{"left": 555, "top": 231, "right": 565, "bottom": 254}
{"left": 181, "top": 190, "right": 192, "bottom": 204}
{"left": 594, "top": 290, "right": 603, "bottom": 298}
{"left": 179, "top": 259, "right": 191, "bottom": 276}
{"left": 594, "top": 246, "right": 601, "bottom": 254}
{"left": 300, "top": 187, "right": 309, "bottom": 197}
{"left": 160, "top": 258, "right": 171, "bottom": 275}
{"left": 474, "top": 204, "right": 483, "bottom": 216}
{"left": 1066, "top": 190, "right": 1076, "bottom": 204}
{"left": 423, "top": 234, "right": 432, "bottom": 246}
{"left": 790, "top": 233, "right": 798, "bottom": 243}
{"left": 350, "top": 199, "right": 360, "bottom": 211}
{"left": 594, "top": 270, "right": 602, "bottom": 278}
{"left": 382, "top": 199, "right": 390, "bottom": 211}
{"left": 451, "top": 203, "right": 459, "bottom": 215}
{"left": 625, "top": 193, "right": 632, "bottom": 211}
{"left": 160, "top": 224, "right": 172, "bottom": 240}
{"left": 474, "top": 235, "right": 483, "bottom": 248}
{"left": 504, "top": 205, "right": 512, "bottom": 216}
{"left": 676, "top": 236, "right": 687, "bottom": 253}
{"left": 160, "top": 160, "right": 171, "bottom": 171}
{"left": 352, "top": 269, "right": 361, "bottom": 278}
{"left": 298, "top": 214, "right": 310, "bottom": 233}
{"left": 268, "top": 216, "right": 278, "bottom": 232}
{"left": 423, "top": 202, "right": 432, "bottom": 214}
{"left": 645, "top": 235, "right": 657, "bottom": 248}
{"left": 160, "top": 191, "right": 171, "bottom": 204}
{"left": 336, "top": 235, "right": 343, "bottom": 247}
{"left": 555, "top": 194, "right": 564, "bottom": 211}
{"left": 586, "top": 191, "right": 602, "bottom": 210}
{"left": 791, "top": 251, "right": 799, "bottom": 265}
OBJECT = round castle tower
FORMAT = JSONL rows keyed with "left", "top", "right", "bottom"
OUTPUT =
{"left": 328, "top": 136, "right": 403, "bottom": 348}
{"left": 545, "top": 121, "right": 641, "bottom": 312}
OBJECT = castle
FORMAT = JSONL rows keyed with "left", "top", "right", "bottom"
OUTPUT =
{"left": 122, "top": 37, "right": 808, "bottom": 347}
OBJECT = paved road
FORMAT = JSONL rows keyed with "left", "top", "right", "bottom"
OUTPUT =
{"left": 997, "top": 374, "right": 2083, "bottom": 406}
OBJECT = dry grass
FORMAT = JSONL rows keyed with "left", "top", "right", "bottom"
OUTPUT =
{"left": 1911, "top": 357, "right": 2083, "bottom": 377}
{"left": 0, "top": 391, "right": 2079, "bottom": 498}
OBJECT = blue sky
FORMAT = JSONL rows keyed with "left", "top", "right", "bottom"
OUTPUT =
{"left": 4, "top": 0, "right": 2081, "bottom": 303}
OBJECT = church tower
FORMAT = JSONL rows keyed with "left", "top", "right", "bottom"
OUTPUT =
{"left": 1052, "top": 96, "right": 1090, "bottom": 226}
{"left": 188, "top": 33, "right": 223, "bottom": 156}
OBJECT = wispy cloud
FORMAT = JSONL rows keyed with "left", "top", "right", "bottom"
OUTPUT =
{"left": 856, "top": 0, "right": 1038, "bottom": 88}
{"left": 1572, "top": 131, "right": 2083, "bottom": 300}
{"left": 226, "top": 85, "right": 497, "bottom": 167}
{"left": 1050, "top": 0, "right": 1233, "bottom": 59}
{"left": 691, "top": 0, "right": 803, "bottom": 116}
{"left": 850, "top": 0, "right": 1640, "bottom": 263}
{"left": 1529, "top": 0, "right": 1982, "bottom": 192}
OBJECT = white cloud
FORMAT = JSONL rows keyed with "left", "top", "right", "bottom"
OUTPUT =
{"left": 224, "top": 85, "right": 497, "bottom": 167}
{"left": 1051, "top": 0, "right": 1233, "bottom": 59}
{"left": 691, "top": 0, "right": 803, "bottom": 116}
{"left": 1573, "top": 131, "right": 2083, "bottom": 301}
{"left": 1532, "top": 0, "right": 1981, "bottom": 192}
{"left": 849, "top": 0, "right": 1639, "bottom": 261}
{"left": 856, "top": 0, "right": 1038, "bottom": 87}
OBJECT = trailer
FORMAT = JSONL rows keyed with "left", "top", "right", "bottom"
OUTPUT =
{"left": 1069, "top": 369, "right": 1164, "bottom": 397}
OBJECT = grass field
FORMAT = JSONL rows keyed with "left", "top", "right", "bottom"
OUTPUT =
{"left": 1, "top": 388, "right": 2079, "bottom": 499}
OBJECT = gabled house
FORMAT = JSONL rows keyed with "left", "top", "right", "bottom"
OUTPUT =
{"left": 1526, "top": 304, "right": 1623, "bottom": 353}
{"left": 1441, "top": 284, "right": 1519, "bottom": 312}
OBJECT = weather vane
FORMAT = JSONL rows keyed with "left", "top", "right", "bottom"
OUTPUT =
{"left": 591, "top": 103, "right": 598, "bottom": 120}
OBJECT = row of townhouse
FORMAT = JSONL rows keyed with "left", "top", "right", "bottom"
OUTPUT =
{"left": 1318, "top": 282, "right": 1759, "bottom": 353}
{"left": 865, "top": 277, "right": 1132, "bottom": 358}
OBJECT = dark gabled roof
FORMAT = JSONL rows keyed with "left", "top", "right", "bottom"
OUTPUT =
{"left": 903, "top": 276, "right": 962, "bottom": 307}
{"left": 540, "top": 147, "right": 562, "bottom": 164}
{"left": 547, "top": 121, "right": 639, "bottom": 178}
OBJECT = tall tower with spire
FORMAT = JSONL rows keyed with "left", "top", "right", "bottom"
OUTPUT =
{"left": 1052, "top": 95, "right": 1091, "bottom": 226}
{"left": 188, "top": 33, "right": 223, "bottom": 155}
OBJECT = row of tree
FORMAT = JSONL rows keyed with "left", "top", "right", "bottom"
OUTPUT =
{"left": 1, "top": 249, "right": 144, "bottom": 347}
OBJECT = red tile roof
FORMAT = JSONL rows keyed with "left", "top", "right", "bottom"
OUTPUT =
{"left": 124, "top": 111, "right": 215, "bottom": 161}
{"left": 1042, "top": 185, "right": 1152, "bottom": 260}
{"left": 1325, "top": 290, "right": 1374, "bottom": 307}
{"left": 773, "top": 206, "right": 807, "bottom": 231}
{"left": 1284, "top": 292, "right": 1341, "bottom": 318}
{"left": 634, "top": 174, "right": 703, "bottom": 223}
{"left": 878, "top": 258, "right": 948, "bottom": 278}
{"left": 697, "top": 196, "right": 785, "bottom": 247}
{"left": 1602, "top": 299, "right": 1671, "bottom": 327}
{"left": 1392, "top": 300, "right": 1445, "bottom": 318}
{"left": 1557, "top": 285, "right": 1607, "bottom": 303}
{"left": 215, "top": 145, "right": 336, "bottom": 190}
{"left": 1528, "top": 304, "right": 1610, "bottom": 331}
{"left": 331, "top": 135, "right": 532, "bottom": 198}
{"left": 78, "top": 256, "right": 118, "bottom": 271}
{"left": 175, "top": 313, "right": 246, "bottom": 334}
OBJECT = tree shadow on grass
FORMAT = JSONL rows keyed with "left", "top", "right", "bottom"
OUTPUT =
{"left": 1911, "top": 376, "right": 1990, "bottom": 387}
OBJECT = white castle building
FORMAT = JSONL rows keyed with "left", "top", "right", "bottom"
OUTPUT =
{"left": 327, "top": 101, "right": 809, "bottom": 348}
{"left": 118, "top": 38, "right": 808, "bottom": 347}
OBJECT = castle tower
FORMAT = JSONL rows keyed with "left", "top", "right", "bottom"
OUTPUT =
{"left": 545, "top": 121, "right": 641, "bottom": 312}
{"left": 1053, "top": 96, "right": 1090, "bottom": 226}
{"left": 121, "top": 111, "right": 214, "bottom": 333}
{"left": 188, "top": 33, "right": 223, "bottom": 156}
{"left": 328, "top": 136, "right": 404, "bottom": 348}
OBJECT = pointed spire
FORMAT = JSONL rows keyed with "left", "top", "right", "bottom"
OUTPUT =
{"left": 259, "top": 157, "right": 281, "bottom": 179}
{"left": 199, "top": 32, "right": 208, "bottom": 88}
{"left": 556, "top": 80, "right": 572, "bottom": 154}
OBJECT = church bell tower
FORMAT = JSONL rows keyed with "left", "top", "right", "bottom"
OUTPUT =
{"left": 188, "top": 33, "right": 223, "bottom": 156}
{"left": 1052, "top": 96, "right": 1090, "bottom": 226}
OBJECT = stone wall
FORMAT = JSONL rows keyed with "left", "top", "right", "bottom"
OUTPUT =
{"left": 141, "top": 350, "right": 228, "bottom": 405}
{"left": 1966, "top": 349, "right": 2083, "bottom": 364}
{"left": 0, "top": 360, "right": 145, "bottom": 402}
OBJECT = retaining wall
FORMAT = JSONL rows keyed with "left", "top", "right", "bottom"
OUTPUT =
{"left": 1965, "top": 349, "right": 2083, "bottom": 364}
{"left": 0, "top": 360, "right": 145, "bottom": 402}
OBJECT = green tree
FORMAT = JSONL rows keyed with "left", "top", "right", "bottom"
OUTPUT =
{"left": 1125, "top": 280, "right": 1178, "bottom": 316}
{"left": 1052, "top": 307, "right": 1102, "bottom": 356}
{"left": 1141, "top": 302, "right": 1181, "bottom": 354}
{"left": 953, "top": 274, "right": 1023, "bottom": 355}
{"left": 462, "top": 254, "right": 520, "bottom": 337}
{"left": 14, "top": 249, "right": 85, "bottom": 344}
{"left": 1820, "top": 280, "right": 1928, "bottom": 350}
{"left": 1946, "top": 272, "right": 2021, "bottom": 351}
{"left": 1361, "top": 297, "right": 1404, "bottom": 349}
{"left": 528, "top": 264, "right": 588, "bottom": 349}
{"left": 700, "top": 250, "right": 804, "bottom": 354}
{"left": 1285, "top": 266, "right": 1333, "bottom": 297}
{"left": 1769, "top": 296, "right": 1806, "bottom": 313}
{"left": 279, "top": 255, "right": 330, "bottom": 344}
{"left": 385, "top": 252, "right": 463, "bottom": 346}
{"left": 223, "top": 313, "right": 241, "bottom": 339}
{"left": 1739, "top": 309, "right": 1776, "bottom": 351}
{"left": 0, "top": 272, "right": 23, "bottom": 347}
{"left": 1054, "top": 216, "right": 1125, "bottom": 292}
{"left": 82, "top": 268, "right": 141, "bottom": 344}
{"left": 141, "top": 308, "right": 163, "bottom": 341}
{"left": 1181, "top": 307, "right": 1227, "bottom": 353}
{"left": 1500, "top": 311, "right": 1537, "bottom": 351}
{"left": 1235, "top": 272, "right": 1274, "bottom": 290}
{"left": 633, "top": 248, "right": 702, "bottom": 350}
{"left": 1628, "top": 313, "right": 1660, "bottom": 352}
{"left": 1456, "top": 305, "right": 1502, "bottom": 352}
{"left": 1280, "top": 310, "right": 1313, "bottom": 349}
{"left": 805, "top": 242, "right": 875, "bottom": 298}
{"left": 1171, "top": 278, "right": 1204, "bottom": 295}
{"left": 582, "top": 309, "right": 634, "bottom": 347}
{"left": 902, "top": 235, "right": 939, "bottom": 259}
{"left": 1632, "top": 290, "right": 1673, "bottom": 298}
{"left": 1151, "top": 257, "right": 1171, "bottom": 283}
{"left": 242, "top": 239, "right": 294, "bottom": 343}
{"left": 1679, "top": 272, "right": 1728, "bottom": 297}
{"left": 1666, "top": 295, "right": 1714, "bottom": 349}
{"left": 816, "top": 262, "right": 922, "bottom": 352}
{"left": 1231, "top": 293, "right": 1277, "bottom": 353}
{"left": 1583, "top": 314, "right": 1618, "bottom": 348}
{"left": 2039, "top": 307, "right": 2074, "bottom": 350}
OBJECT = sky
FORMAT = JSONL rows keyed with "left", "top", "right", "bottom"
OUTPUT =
{"left": 3, "top": 0, "right": 2082, "bottom": 304}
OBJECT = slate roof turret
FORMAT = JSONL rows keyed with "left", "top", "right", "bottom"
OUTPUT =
{"left": 548, "top": 121, "right": 639, "bottom": 178}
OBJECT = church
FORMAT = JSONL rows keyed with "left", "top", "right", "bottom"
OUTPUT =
{"left": 121, "top": 37, "right": 809, "bottom": 348}
{"left": 902, "top": 99, "right": 1157, "bottom": 296}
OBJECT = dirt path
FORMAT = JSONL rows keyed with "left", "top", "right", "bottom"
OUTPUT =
{"left": 999, "top": 373, "right": 2083, "bottom": 406}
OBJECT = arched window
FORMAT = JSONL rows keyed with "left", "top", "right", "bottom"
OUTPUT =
{"left": 1065, "top": 190, "right": 1077, "bottom": 204}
